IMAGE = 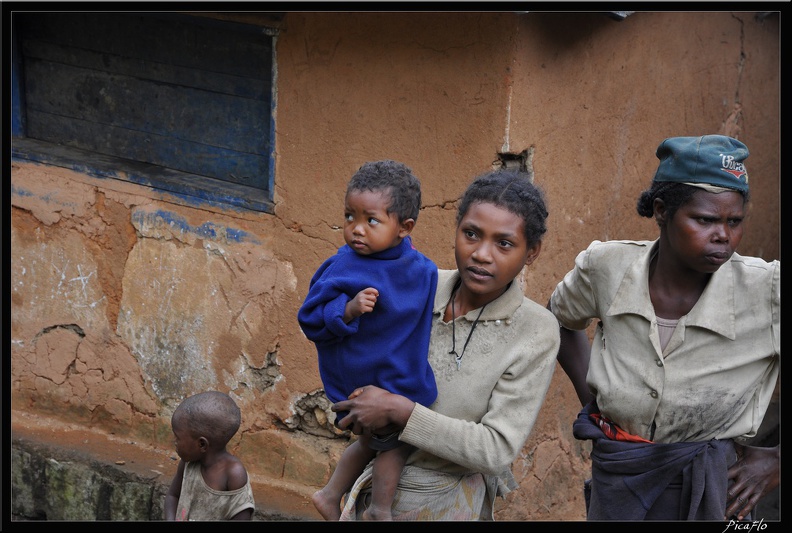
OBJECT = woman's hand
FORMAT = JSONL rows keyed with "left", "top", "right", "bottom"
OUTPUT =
{"left": 725, "top": 443, "right": 779, "bottom": 520}
{"left": 333, "top": 385, "right": 415, "bottom": 435}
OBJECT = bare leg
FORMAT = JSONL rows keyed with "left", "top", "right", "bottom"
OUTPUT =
{"left": 362, "top": 443, "right": 413, "bottom": 521}
{"left": 313, "top": 436, "right": 376, "bottom": 521}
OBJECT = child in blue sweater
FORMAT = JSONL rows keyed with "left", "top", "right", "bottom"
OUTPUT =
{"left": 298, "top": 160, "right": 438, "bottom": 521}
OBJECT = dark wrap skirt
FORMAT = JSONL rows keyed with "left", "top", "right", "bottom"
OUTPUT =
{"left": 573, "top": 401, "right": 737, "bottom": 521}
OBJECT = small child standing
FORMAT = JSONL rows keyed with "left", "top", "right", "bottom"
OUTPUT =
{"left": 298, "top": 160, "right": 438, "bottom": 521}
{"left": 164, "top": 391, "right": 255, "bottom": 521}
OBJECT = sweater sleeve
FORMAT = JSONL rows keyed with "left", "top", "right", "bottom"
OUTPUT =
{"left": 400, "top": 305, "right": 560, "bottom": 475}
{"left": 297, "top": 258, "right": 360, "bottom": 344}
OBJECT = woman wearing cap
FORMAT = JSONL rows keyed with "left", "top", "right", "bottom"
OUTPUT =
{"left": 550, "top": 135, "right": 780, "bottom": 521}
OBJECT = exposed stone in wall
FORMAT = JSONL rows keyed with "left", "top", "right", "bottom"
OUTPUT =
{"left": 285, "top": 390, "right": 346, "bottom": 439}
{"left": 249, "top": 351, "right": 282, "bottom": 392}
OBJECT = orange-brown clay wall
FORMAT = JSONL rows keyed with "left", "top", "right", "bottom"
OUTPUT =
{"left": 10, "top": 11, "right": 779, "bottom": 521}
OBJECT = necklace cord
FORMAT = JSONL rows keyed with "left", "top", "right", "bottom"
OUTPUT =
{"left": 449, "top": 285, "right": 488, "bottom": 368}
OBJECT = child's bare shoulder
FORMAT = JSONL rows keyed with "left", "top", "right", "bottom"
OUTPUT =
{"left": 225, "top": 455, "right": 249, "bottom": 490}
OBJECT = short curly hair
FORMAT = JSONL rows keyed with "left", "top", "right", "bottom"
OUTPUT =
{"left": 346, "top": 160, "right": 422, "bottom": 222}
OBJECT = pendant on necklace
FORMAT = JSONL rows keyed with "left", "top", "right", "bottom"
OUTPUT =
{"left": 447, "top": 281, "right": 486, "bottom": 372}
{"left": 449, "top": 349, "right": 461, "bottom": 370}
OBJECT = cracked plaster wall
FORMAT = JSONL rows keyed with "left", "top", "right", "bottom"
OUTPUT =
{"left": 10, "top": 12, "right": 779, "bottom": 521}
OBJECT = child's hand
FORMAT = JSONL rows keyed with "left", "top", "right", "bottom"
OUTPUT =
{"left": 344, "top": 287, "right": 379, "bottom": 322}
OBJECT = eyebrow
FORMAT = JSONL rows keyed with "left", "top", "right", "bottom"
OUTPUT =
{"left": 463, "top": 221, "right": 518, "bottom": 240}
{"left": 345, "top": 205, "right": 388, "bottom": 216}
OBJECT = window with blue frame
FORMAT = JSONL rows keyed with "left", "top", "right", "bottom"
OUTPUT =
{"left": 11, "top": 12, "right": 277, "bottom": 213}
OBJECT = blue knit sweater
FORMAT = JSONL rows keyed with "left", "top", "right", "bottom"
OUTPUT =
{"left": 298, "top": 237, "right": 439, "bottom": 419}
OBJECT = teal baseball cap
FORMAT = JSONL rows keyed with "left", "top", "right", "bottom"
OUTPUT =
{"left": 653, "top": 135, "right": 749, "bottom": 193}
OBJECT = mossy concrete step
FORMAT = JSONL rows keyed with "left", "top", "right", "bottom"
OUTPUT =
{"left": 10, "top": 411, "right": 322, "bottom": 521}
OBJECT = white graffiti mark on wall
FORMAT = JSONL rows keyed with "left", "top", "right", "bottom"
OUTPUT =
{"left": 150, "top": 253, "right": 181, "bottom": 316}
{"left": 69, "top": 264, "right": 106, "bottom": 309}
{"left": 39, "top": 247, "right": 106, "bottom": 320}
{"left": 117, "top": 243, "right": 217, "bottom": 399}
{"left": 52, "top": 258, "right": 70, "bottom": 296}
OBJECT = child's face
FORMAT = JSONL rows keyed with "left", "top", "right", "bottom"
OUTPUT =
{"left": 171, "top": 416, "right": 204, "bottom": 463}
{"left": 454, "top": 201, "right": 540, "bottom": 301}
{"left": 343, "top": 189, "right": 410, "bottom": 255}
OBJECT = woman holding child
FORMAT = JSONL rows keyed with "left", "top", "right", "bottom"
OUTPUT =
{"left": 333, "top": 168, "right": 560, "bottom": 520}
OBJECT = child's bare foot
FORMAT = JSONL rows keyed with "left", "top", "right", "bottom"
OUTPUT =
{"left": 362, "top": 504, "right": 393, "bottom": 521}
{"left": 312, "top": 489, "right": 342, "bottom": 521}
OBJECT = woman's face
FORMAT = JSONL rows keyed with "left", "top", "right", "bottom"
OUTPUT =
{"left": 661, "top": 189, "right": 745, "bottom": 274}
{"left": 454, "top": 201, "right": 540, "bottom": 304}
{"left": 343, "top": 189, "right": 409, "bottom": 255}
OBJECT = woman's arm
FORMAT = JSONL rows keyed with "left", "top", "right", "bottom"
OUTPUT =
{"left": 399, "top": 325, "right": 558, "bottom": 475}
{"left": 546, "top": 297, "right": 594, "bottom": 407}
{"left": 335, "top": 306, "right": 560, "bottom": 475}
{"left": 556, "top": 323, "right": 595, "bottom": 406}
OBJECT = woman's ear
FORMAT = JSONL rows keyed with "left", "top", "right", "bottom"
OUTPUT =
{"left": 524, "top": 241, "right": 542, "bottom": 267}
{"left": 653, "top": 198, "right": 670, "bottom": 227}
